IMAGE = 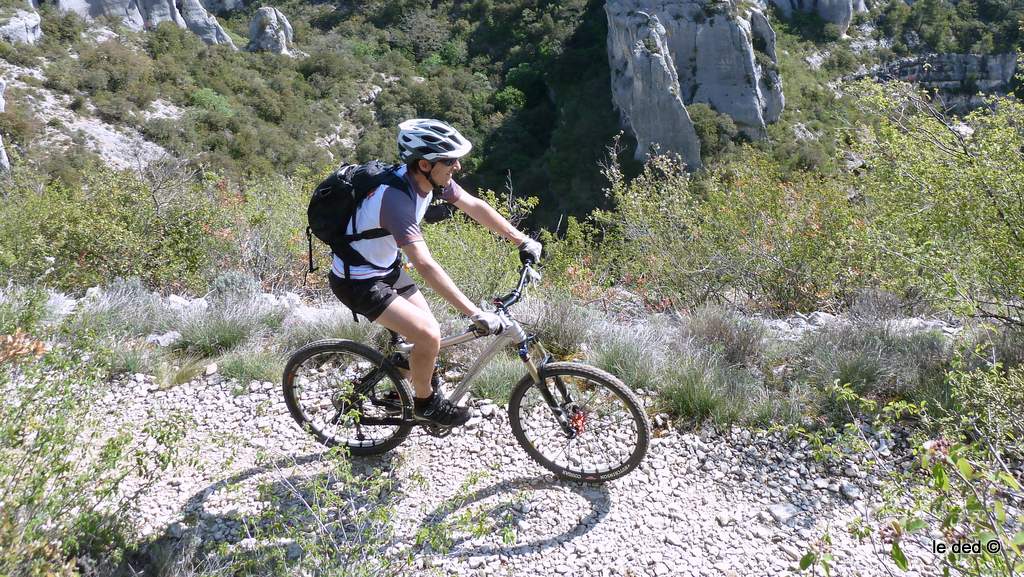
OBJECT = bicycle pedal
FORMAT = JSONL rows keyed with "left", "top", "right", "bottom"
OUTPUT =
{"left": 423, "top": 424, "right": 452, "bottom": 438}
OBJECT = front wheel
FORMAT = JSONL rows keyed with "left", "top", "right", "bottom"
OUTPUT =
{"left": 508, "top": 362, "right": 651, "bottom": 483}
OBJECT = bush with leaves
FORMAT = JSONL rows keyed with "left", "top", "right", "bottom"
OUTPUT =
{"left": 801, "top": 367, "right": 1024, "bottom": 577}
{"left": 418, "top": 189, "right": 535, "bottom": 309}
{"left": 0, "top": 164, "right": 226, "bottom": 292}
{"left": 598, "top": 150, "right": 866, "bottom": 312}
{"left": 851, "top": 82, "right": 1024, "bottom": 327}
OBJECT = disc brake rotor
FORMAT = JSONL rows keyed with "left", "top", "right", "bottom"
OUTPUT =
{"left": 566, "top": 403, "right": 586, "bottom": 435}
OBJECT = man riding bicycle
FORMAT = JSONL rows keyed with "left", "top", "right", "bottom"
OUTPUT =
{"left": 328, "top": 118, "right": 543, "bottom": 429}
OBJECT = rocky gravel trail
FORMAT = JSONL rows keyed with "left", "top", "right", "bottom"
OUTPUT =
{"left": 98, "top": 368, "right": 941, "bottom": 577}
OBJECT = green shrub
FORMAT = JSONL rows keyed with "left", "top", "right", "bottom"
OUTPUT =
{"left": 515, "top": 292, "right": 597, "bottom": 359}
{"left": 470, "top": 352, "right": 525, "bottom": 401}
{"left": 99, "top": 339, "right": 152, "bottom": 376}
{"left": 794, "top": 321, "right": 951, "bottom": 408}
{"left": 154, "top": 354, "right": 207, "bottom": 388}
{"left": 419, "top": 190, "right": 532, "bottom": 305}
{"left": 61, "top": 278, "right": 175, "bottom": 342}
{"left": 0, "top": 164, "right": 227, "bottom": 291}
{"left": 959, "top": 323, "right": 1024, "bottom": 372}
{"left": 173, "top": 305, "right": 263, "bottom": 358}
{"left": 680, "top": 306, "right": 767, "bottom": 367}
{"left": 946, "top": 363, "right": 1024, "bottom": 452}
{"left": 0, "top": 97, "right": 42, "bottom": 147}
{"left": 851, "top": 83, "right": 1024, "bottom": 325}
{"left": 219, "top": 348, "right": 282, "bottom": 385}
{"left": 600, "top": 151, "right": 865, "bottom": 313}
{"left": 0, "top": 285, "right": 48, "bottom": 335}
{"left": 687, "top": 102, "right": 738, "bottom": 159}
{"left": 209, "top": 270, "right": 261, "bottom": 303}
{"left": 588, "top": 324, "right": 665, "bottom": 392}
{"left": 657, "top": 351, "right": 761, "bottom": 426}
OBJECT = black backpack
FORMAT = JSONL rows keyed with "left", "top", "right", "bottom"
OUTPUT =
{"left": 305, "top": 160, "right": 456, "bottom": 278}
{"left": 306, "top": 160, "right": 412, "bottom": 278}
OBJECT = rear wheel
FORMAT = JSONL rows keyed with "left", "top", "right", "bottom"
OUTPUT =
{"left": 282, "top": 339, "right": 413, "bottom": 456}
{"left": 508, "top": 362, "right": 651, "bottom": 483}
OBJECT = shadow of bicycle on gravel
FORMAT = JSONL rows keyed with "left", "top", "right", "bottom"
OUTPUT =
{"left": 412, "top": 474, "right": 611, "bottom": 560}
{"left": 136, "top": 449, "right": 412, "bottom": 576}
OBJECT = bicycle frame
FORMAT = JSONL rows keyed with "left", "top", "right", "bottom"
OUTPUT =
{"left": 392, "top": 313, "right": 544, "bottom": 406}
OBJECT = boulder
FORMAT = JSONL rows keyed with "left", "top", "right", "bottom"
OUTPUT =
{"left": 606, "top": 0, "right": 783, "bottom": 166}
{"left": 0, "top": 8, "right": 42, "bottom": 44}
{"left": 247, "top": 6, "right": 292, "bottom": 54}
{"left": 139, "top": 0, "right": 185, "bottom": 28}
{"left": 54, "top": 0, "right": 144, "bottom": 30}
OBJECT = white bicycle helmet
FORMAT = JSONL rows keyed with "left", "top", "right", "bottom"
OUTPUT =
{"left": 397, "top": 118, "right": 473, "bottom": 162}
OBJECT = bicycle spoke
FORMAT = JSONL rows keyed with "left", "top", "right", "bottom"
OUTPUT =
{"left": 510, "top": 366, "right": 650, "bottom": 481}
{"left": 285, "top": 343, "right": 412, "bottom": 454}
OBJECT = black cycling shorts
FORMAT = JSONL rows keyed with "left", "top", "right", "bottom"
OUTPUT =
{"left": 328, "top": 267, "right": 419, "bottom": 322}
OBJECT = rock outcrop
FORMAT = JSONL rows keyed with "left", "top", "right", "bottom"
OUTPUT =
{"left": 873, "top": 53, "right": 1017, "bottom": 111}
{"left": 51, "top": 0, "right": 236, "bottom": 47}
{"left": 179, "top": 0, "right": 236, "bottom": 47}
{"left": 200, "top": 0, "right": 244, "bottom": 14}
{"left": 765, "top": 0, "right": 864, "bottom": 36}
{"left": 0, "top": 79, "right": 9, "bottom": 174}
{"left": 246, "top": 6, "right": 292, "bottom": 54}
{"left": 606, "top": 0, "right": 784, "bottom": 168}
{"left": 0, "top": 8, "right": 42, "bottom": 44}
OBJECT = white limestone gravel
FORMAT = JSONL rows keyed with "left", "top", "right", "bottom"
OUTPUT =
{"left": 94, "top": 368, "right": 943, "bottom": 577}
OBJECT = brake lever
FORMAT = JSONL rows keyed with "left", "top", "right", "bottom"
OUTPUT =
{"left": 525, "top": 265, "right": 542, "bottom": 285}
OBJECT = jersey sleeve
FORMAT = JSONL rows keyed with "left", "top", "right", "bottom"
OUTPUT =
{"left": 379, "top": 186, "right": 423, "bottom": 247}
{"left": 440, "top": 179, "right": 465, "bottom": 203}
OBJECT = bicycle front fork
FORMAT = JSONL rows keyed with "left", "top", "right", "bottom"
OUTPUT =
{"left": 518, "top": 336, "right": 576, "bottom": 437}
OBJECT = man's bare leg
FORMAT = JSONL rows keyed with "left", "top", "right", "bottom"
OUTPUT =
{"left": 374, "top": 295, "right": 439, "bottom": 399}
{"left": 390, "top": 291, "right": 433, "bottom": 385}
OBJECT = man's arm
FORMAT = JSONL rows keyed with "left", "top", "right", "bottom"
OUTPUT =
{"left": 401, "top": 240, "right": 481, "bottom": 317}
{"left": 452, "top": 194, "right": 528, "bottom": 245}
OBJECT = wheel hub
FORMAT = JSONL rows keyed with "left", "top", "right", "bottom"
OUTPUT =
{"left": 567, "top": 405, "right": 587, "bottom": 435}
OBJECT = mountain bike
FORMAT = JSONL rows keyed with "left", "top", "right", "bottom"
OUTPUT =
{"left": 282, "top": 263, "right": 651, "bottom": 483}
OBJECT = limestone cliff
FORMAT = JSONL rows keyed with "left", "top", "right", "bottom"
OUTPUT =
{"left": 49, "top": 0, "right": 236, "bottom": 47}
{"left": 874, "top": 53, "right": 1017, "bottom": 111}
{"left": 764, "top": 0, "right": 866, "bottom": 36}
{"left": 606, "top": 0, "right": 784, "bottom": 168}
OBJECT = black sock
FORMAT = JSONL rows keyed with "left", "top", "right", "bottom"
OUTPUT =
{"left": 414, "top": 392, "right": 434, "bottom": 410}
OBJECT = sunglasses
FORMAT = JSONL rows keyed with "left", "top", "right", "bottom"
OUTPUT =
{"left": 435, "top": 158, "right": 458, "bottom": 167}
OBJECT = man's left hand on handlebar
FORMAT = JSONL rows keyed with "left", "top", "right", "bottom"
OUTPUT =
{"left": 518, "top": 238, "right": 542, "bottom": 264}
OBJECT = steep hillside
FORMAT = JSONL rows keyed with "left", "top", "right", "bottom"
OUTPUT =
{"left": 2, "top": 0, "right": 1020, "bottom": 226}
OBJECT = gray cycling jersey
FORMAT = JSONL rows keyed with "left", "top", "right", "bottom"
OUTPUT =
{"left": 331, "top": 165, "right": 463, "bottom": 279}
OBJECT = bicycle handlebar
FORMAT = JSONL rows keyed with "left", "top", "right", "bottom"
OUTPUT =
{"left": 492, "top": 261, "right": 539, "bottom": 310}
